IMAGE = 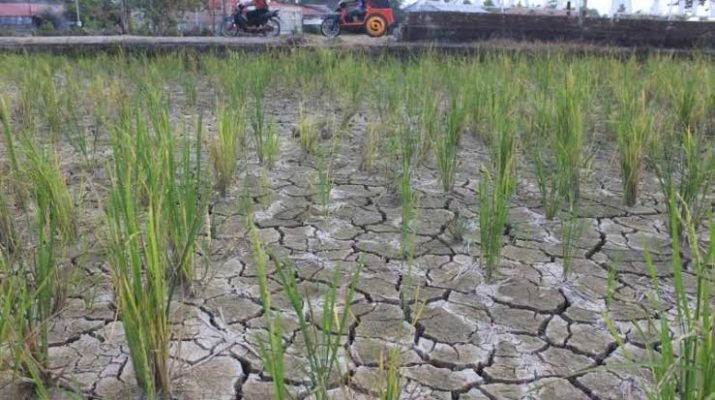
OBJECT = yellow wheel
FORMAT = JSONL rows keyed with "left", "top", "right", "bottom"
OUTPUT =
{"left": 365, "top": 15, "right": 387, "bottom": 37}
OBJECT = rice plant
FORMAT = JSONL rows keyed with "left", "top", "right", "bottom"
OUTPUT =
{"left": 360, "top": 122, "right": 379, "bottom": 172}
{"left": 105, "top": 105, "right": 207, "bottom": 398}
{"left": 377, "top": 349, "right": 403, "bottom": 400}
{"left": 0, "top": 96, "right": 28, "bottom": 207}
{"left": 162, "top": 117, "right": 210, "bottom": 287}
{"left": 613, "top": 87, "right": 655, "bottom": 207}
{"left": 211, "top": 106, "right": 244, "bottom": 196}
{"left": 398, "top": 114, "right": 419, "bottom": 260}
{"left": 650, "top": 126, "right": 714, "bottom": 237}
{"left": 106, "top": 180, "right": 172, "bottom": 398}
{"left": 22, "top": 140, "right": 78, "bottom": 243}
{"left": 1, "top": 223, "right": 55, "bottom": 397}
{"left": 554, "top": 69, "right": 587, "bottom": 208}
{"left": 274, "top": 257, "right": 361, "bottom": 400}
{"left": 247, "top": 216, "right": 288, "bottom": 400}
{"left": 479, "top": 89, "right": 517, "bottom": 280}
{"left": 434, "top": 96, "right": 466, "bottom": 193}
{"left": 251, "top": 99, "right": 279, "bottom": 168}
{"left": 560, "top": 211, "right": 584, "bottom": 280}
{"left": 606, "top": 196, "right": 715, "bottom": 400}
{"left": 525, "top": 86, "right": 561, "bottom": 220}
{"left": 0, "top": 135, "right": 77, "bottom": 394}
{"left": 298, "top": 103, "right": 318, "bottom": 154}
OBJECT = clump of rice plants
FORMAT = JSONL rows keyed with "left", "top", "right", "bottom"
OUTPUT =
{"left": 250, "top": 99, "right": 280, "bottom": 168}
{"left": 377, "top": 349, "right": 403, "bottom": 400}
{"left": 434, "top": 96, "right": 467, "bottom": 193}
{"left": 650, "top": 126, "right": 714, "bottom": 238}
{"left": 1, "top": 221, "right": 56, "bottom": 397}
{"left": 0, "top": 96, "right": 28, "bottom": 207}
{"left": 360, "top": 122, "right": 379, "bottom": 172}
{"left": 560, "top": 211, "right": 584, "bottom": 280}
{"left": 298, "top": 103, "right": 318, "bottom": 154}
{"left": 479, "top": 90, "right": 517, "bottom": 280}
{"left": 0, "top": 132, "right": 77, "bottom": 395}
{"left": 315, "top": 146, "right": 334, "bottom": 223}
{"left": 398, "top": 115, "right": 419, "bottom": 260}
{"left": 22, "top": 139, "right": 78, "bottom": 244}
{"left": 274, "top": 257, "right": 361, "bottom": 399}
{"left": 606, "top": 197, "right": 715, "bottom": 400}
{"left": 612, "top": 86, "right": 655, "bottom": 207}
{"left": 527, "top": 89, "right": 561, "bottom": 220}
{"left": 554, "top": 69, "right": 588, "bottom": 208}
{"left": 247, "top": 215, "right": 288, "bottom": 400}
{"left": 210, "top": 106, "right": 245, "bottom": 196}
{"left": 106, "top": 105, "right": 207, "bottom": 398}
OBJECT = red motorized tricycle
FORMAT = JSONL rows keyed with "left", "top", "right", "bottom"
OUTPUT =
{"left": 320, "top": 0, "right": 395, "bottom": 38}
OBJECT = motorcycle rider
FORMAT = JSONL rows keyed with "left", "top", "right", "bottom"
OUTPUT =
{"left": 234, "top": 0, "right": 269, "bottom": 28}
{"left": 345, "top": 0, "right": 366, "bottom": 22}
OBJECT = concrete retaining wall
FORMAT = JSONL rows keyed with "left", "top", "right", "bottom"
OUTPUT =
{"left": 400, "top": 12, "right": 715, "bottom": 48}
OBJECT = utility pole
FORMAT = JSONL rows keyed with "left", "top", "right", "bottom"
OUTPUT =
{"left": 74, "top": 0, "right": 81, "bottom": 27}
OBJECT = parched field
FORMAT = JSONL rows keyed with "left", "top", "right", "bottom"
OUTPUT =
{"left": 0, "top": 51, "right": 713, "bottom": 400}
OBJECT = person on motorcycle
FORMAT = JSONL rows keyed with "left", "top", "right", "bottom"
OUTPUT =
{"left": 345, "top": 0, "right": 366, "bottom": 22}
{"left": 242, "top": 0, "right": 270, "bottom": 27}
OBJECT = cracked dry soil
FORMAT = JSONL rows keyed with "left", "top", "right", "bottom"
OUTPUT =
{"left": 0, "top": 82, "right": 698, "bottom": 400}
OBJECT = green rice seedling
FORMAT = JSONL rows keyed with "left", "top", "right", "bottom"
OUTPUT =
{"left": 0, "top": 96, "right": 29, "bottom": 208}
{"left": 274, "top": 257, "right": 362, "bottom": 399}
{"left": 181, "top": 60, "right": 198, "bottom": 110}
{"left": 528, "top": 94, "right": 561, "bottom": 220}
{"left": 613, "top": 88, "right": 655, "bottom": 207}
{"left": 434, "top": 96, "right": 467, "bottom": 193}
{"left": 298, "top": 103, "right": 318, "bottom": 154}
{"left": 0, "top": 135, "right": 76, "bottom": 394}
{"left": 560, "top": 210, "right": 584, "bottom": 280}
{"left": 606, "top": 196, "right": 715, "bottom": 400}
{"left": 377, "top": 349, "right": 403, "bottom": 400}
{"left": 106, "top": 105, "right": 207, "bottom": 398}
{"left": 315, "top": 145, "right": 334, "bottom": 224}
{"left": 479, "top": 168, "right": 509, "bottom": 281}
{"left": 672, "top": 73, "right": 706, "bottom": 131}
{"left": 258, "top": 167, "right": 272, "bottom": 207}
{"left": 210, "top": 106, "right": 244, "bottom": 196}
{"left": 265, "top": 122, "right": 280, "bottom": 169}
{"left": 334, "top": 55, "right": 364, "bottom": 130}
{"left": 650, "top": 126, "right": 714, "bottom": 237}
{"left": 247, "top": 216, "right": 288, "bottom": 400}
{"left": 0, "top": 185, "right": 16, "bottom": 253}
{"left": 397, "top": 110, "right": 420, "bottom": 260}
{"left": 360, "top": 122, "right": 379, "bottom": 172}
{"left": 22, "top": 140, "right": 78, "bottom": 244}
{"left": 106, "top": 183, "right": 172, "bottom": 398}
{"left": 250, "top": 98, "right": 273, "bottom": 167}
{"left": 417, "top": 89, "right": 440, "bottom": 163}
{"left": 2, "top": 230, "right": 54, "bottom": 398}
{"left": 554, "top": 70, "right": 587, "bottom": 208}
{"left": 479, "top": 90, "right": 517, "bottom": 280}
{"left": 15, "top": 63, "right": 42, "bottom": 133}
{"left": 162, "top": 117, "right": 210, "bottom": 287}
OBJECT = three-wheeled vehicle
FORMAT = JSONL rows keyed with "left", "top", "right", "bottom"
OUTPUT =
{"left": 320, "top": 0, "right": 395, "bottom": 38}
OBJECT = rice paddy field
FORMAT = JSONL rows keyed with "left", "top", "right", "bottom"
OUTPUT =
{"left": 0, "top": 50, "right": 714, "bottom": 400}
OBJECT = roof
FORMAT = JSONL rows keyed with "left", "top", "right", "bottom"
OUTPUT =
{"left": 0, "top": 3, "right": 63, "bottom": 17}
{"left": 404, "top": 0, "right": 488, "bottom": 13}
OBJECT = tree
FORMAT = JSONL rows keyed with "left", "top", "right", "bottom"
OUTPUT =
{"left": 483, "top": 0, "right": 495, "bottom": 7}
{"left": 129, "top": 0, "right": 206, "bottom": 34}
{"left": 64, "top": 0, "right": 121, "bottom": 32}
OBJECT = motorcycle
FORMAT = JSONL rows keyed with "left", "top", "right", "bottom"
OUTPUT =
{"left": 221, "top": 4, "right": 281, "bottom": 37}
